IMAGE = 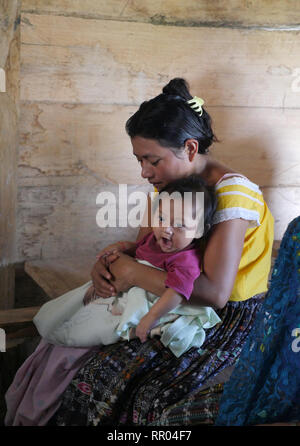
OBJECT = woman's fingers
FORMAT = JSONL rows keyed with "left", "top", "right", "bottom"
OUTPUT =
{"left": 106, "top": 253, "right": 120, "bottom": 265}
{"left": 91, "top": 260, "right": 116, "bottom": 297}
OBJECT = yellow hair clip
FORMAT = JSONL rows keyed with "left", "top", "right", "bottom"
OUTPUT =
{"left": 187, "top": 96, "right": 205, "bottom": 116}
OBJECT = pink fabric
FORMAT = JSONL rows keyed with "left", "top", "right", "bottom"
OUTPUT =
{"left": 5, "top": 339, "right": 96, "bottom": 426}
{"left": 136, "top": 232, "right": 201, "bottom": 299}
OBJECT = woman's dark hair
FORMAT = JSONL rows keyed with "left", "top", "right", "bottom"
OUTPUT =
{"left": 153, "top": 174, "right": 217, "bottom": 239}
{"left": 125, "top": 78, "right": 218, "bottom": 155}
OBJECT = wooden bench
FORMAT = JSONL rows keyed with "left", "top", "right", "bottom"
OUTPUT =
{"left": 0, "top": 243, "right": 281, "bottom": 339}
{"left": 0, "top": 256, "right": 95, "bottom": 341}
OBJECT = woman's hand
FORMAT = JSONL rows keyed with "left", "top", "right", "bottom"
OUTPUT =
{"left": 90, "top": 241, "right": 136, "bottom": 298}
{"left": 90, "top": 254, "right": 120, "bottom": 298}
{"left": 107, "top": 252, "right": 138, "bottom": 294}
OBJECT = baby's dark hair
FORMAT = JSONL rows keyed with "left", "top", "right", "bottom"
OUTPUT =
{"left": 153, "top": 175, "right": 217, "bottom": 239}
{"left": 126, "top": 78, "right": 218, "bottom": 155}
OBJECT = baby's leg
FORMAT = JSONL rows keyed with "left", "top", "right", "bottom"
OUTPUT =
{"left": 47, "top": 302, "right": 122, "bottom": 347}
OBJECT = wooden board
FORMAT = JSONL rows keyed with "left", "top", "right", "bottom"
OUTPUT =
{"left": 21, "top": 0, "right": 300, "bottom": 27}
{"left": 0, "top": 0, "right": 19, "bottom": 67}
{"left": 16, "top": 179, "right": 294, "bottom": 261}
{"left": 262, "top": 188, "right": 300, "bottom": 239}
{"left": 0, "top": 0, "right": 20, "bottom": 310}
{"left": 16, "top": 5, "right": 300, "bottom": 264}
{"left": 0, "top": 306, "right": 40, "bottom": 327}
{"left": 24, "top": 256, "right": 96, "bottom": 299}
{"left": 17, "top": 100, "right": 300, "bottom": 259}
{"left": 16, "top": 179, "right": 142, "bottom": 260}
{"left": 19, "top": 102, "right": 300, "bottom": 187}
{"left": 20, "top": 13, "right": 300, "bottom": 108}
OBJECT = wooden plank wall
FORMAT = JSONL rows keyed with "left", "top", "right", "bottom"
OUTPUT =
{"left": 0, "top": 0, "right": 20, "bottom": 309}
{"left": 18, "top": 0, "right": 300, "bottom": 262}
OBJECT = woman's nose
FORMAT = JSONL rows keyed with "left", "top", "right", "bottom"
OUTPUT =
{"left": 141, "top": 164, "right": 153, "bottom": 179}
{"left": 164, "top": 226, "right": 173, "bottom": 235}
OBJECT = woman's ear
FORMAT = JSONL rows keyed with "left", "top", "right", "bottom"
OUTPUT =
{"left": 184, "top": 139, "right": 198, "bottom": 161}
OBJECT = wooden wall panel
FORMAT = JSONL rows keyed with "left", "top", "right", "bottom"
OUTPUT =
{"left": 21, "top": 0, "right": 127, "bottom": 19}
{"left": 19, "top": 102, "right": 300, "bottom": 188}
{"left": 19, "top": 102, "right": 139, "bottom": 184}
{"left": 17, "top": 181, "right": 299, "bottom": 261}
{"left": 21, "top": 14, "right": 300, "bottom": 108}
{"left": 263, "top": 187, "right": 300, "bottom": 238}
{"left": 21, "top": 0, "right": 300, "bottom": 27}
{"left": 17, "top": 183, "right": 150, "bottom": 260}
{"left": 211, "top": 107, "right": 300, "bottom": 188}
{"left": 16, "top": 2, "right": 300, "bottom": 262}
{"left": 0, "top": 0, "right": 20, "bottom": 309}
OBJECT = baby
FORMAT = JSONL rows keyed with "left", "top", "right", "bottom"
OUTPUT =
{"left": 34, "top": 175, "right": 221, "bottom": 357}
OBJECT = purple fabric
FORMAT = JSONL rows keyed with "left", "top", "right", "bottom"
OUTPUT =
{"left": 136, "top": 232, "right": 201, "bottom": 299}
{"left": 5, "top": 339, "right": 96, "bottom": 426}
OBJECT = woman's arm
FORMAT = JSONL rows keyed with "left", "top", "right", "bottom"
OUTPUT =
{"left": 189, "top": 218, "right": 249, "bottom": 309}
{"left": 108, "top": 252, "right": 167, "bottom": 297}
{"left": 118, "top": 218, "right": 249, "bottom": 309}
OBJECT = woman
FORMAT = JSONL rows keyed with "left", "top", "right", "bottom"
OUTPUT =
{"left": 5, "top": 78, "right": 274, "bottom": 426}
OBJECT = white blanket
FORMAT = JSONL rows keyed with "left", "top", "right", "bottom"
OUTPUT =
{"left": 33, "top": 260, "right": 221, "bottom": 357}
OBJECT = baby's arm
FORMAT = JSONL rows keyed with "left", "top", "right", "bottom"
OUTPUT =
{"left": 136, "top": 288, "right": 183, "bottom": 343}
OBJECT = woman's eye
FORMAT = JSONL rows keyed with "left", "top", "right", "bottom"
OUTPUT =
{"left": 174, "top": 222, "right": 184, "bottom": 229}
{"left": 151, "top": 159, "right": 160, "bottom": 166}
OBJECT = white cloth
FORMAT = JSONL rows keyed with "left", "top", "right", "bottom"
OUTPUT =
{"left": 33, "top": 260, "right": 221, "bottom": 357}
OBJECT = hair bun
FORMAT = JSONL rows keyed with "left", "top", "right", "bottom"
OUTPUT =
{"left": 162, "top": 78, "right": 192, "bottom": 101}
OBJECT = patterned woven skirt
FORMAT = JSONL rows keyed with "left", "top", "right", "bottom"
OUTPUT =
{"left": 50, "top": 294, "right": 264, "bottom": 426}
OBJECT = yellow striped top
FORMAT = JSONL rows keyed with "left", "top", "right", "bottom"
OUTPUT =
{"left": 213, "top": 174, "right": 274, "bottom": 301}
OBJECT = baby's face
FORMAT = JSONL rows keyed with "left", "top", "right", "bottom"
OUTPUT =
{"left": 152, "top": 196, "right": 203, "bottom": 253}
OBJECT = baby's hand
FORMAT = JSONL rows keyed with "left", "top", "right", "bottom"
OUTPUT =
{"left": 96, "top": 242, "right": 127, "bottom": 261}
{"left": 136, "top": 313, "right": 157, "bottom": 343}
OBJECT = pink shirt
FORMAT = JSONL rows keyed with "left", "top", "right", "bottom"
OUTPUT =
{"left": 135, "top": 232, "right": 202, "bottom": 300}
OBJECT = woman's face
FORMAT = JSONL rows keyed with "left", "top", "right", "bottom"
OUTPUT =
{"left": 131, "top": 136, "right": 191, "bottom": 191}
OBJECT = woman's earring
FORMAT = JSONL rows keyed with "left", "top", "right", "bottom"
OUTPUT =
{"left": 205, "top": 223, "right": 211, "bottom": 234}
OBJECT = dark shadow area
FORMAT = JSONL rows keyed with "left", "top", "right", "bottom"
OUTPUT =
{"left": 0, "top": 265, "right": 45, "bottom": 425}
{"left": 14, "top": 263, "right": 49, "bottom": 309}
